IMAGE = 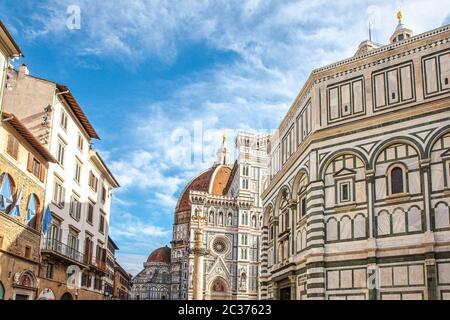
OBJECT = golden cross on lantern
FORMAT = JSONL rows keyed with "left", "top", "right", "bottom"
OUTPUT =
{"left": 397, "top": 10, "right": 403, "bottom": 24}
{"left": 222, "top": 132, "right": 228, "bottom": 144}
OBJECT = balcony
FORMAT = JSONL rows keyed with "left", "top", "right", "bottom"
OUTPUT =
{"left": 41, "top": 238, "right": 86, "bottom": 266}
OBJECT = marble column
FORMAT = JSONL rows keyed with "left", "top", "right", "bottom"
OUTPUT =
{"left": 191, "top": 214, "right": 208, "bottom": 300}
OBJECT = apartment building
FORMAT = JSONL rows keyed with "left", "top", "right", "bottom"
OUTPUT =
{"left": 2, "top": 62, "right": 119, "bottom": 300}
{"left": 0, "top": 112, "right": 56, "bottom": 300}
{"left": 105, "top": 236, "right": 119, "bottom": 299}
{"left": 113, "top": 261, "right": 131, "bottom": 300}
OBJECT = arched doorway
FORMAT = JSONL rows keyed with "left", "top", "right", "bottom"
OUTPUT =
{"left": 210, "top": 278, "right": 230, "bottom": 300}
{"left": 60, "top": 292, "right": 74, "bottom": 300}
{"left": 0, "top": 281, "right": 4, "bottom": 300}
{"left": 13, "top": 271, "right": 37, "bottom": 300}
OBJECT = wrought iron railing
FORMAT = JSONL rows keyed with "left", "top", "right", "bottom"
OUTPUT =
{"left": 42, "top": 238, "right": 85, "bottom": 264}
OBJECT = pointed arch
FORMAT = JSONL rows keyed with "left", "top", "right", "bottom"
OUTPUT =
{"left": 26, "top": 193, "right": 40, "bottom": 229}
{"left": 0, "top": 172, "right": 16, "bottom": 212}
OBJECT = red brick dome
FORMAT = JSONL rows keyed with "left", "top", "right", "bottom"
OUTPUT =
{"left": 147, "top": 246, "right": 171, "bottom": 264}
{"left": 175, "top": 165, "right": 232, "bottom": 214}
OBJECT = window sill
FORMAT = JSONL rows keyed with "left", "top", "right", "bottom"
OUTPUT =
{"left": 69, "top": 215, "right": 80, "bottom": 222}
{"left": 278, "top": 230, "right": 290, "bottom": 240}
{"left": 51, "top": 202, "right": 64, "bottom": 210}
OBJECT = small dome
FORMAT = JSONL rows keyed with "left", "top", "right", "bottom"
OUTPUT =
{"left": 147, "top": 246, "right": 171, "bottom": 264}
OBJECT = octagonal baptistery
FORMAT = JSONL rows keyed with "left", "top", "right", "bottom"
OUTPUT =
{"left": 130, "top": 246, "right": 171, "bottom": 300}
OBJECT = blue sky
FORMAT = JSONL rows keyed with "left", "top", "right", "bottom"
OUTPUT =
{"left": 1, "top": 0, "right": 449, "bottom": 275}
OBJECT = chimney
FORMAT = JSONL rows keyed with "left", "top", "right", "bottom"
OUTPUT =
{"left": 18, "top": 64, "right": 29, "bottom": 78}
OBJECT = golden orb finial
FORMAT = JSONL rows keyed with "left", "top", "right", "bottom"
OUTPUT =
{"left": 397, "top": 10, "right": 403, "bottom": 23}
{"left": 222, "top": 132, "right": 227, "bottom": 144}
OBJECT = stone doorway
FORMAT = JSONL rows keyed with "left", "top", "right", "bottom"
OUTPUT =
{"left": 279, "top": 287, "right": 291, "bottom": 300}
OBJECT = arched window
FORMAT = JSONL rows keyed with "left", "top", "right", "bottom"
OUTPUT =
{"left": 377, "top": 211, "right": 390, "bottom": 236}
{"left": 340, "top": 216, "right": 352, "bottom": 240}
{"left": 240, "top": 272, "right": 247, "bottom": 290}
{"left": 326, "top": 218, "right": 338, "bottom": 242}
{"left": 227, "top": 212, "right": 233, "bottom": 226}
{"left": 354, "top": 215, "right": 366, "bottom": 239}
{"left": 218, "top": 212, "right": 224, "bottom": 225}
{"left": 283, "top": 240, "right": 289, "bottom": 259}
{"left": 278, "top": 243, "right": 283, "bottom": 262}
{"left": 251, "top": 215, "right": 257, "bottom": 228}
{"left": 296, "top": 231, "right": 302, "bottom": 252}
{"left": 209, "top": 211, "right": 215, "bottom": 224}
{"left": 26, "top": 194, "right": 39, "bottom": 229}
{"left": 435, "top": 203, "right": 449, "bottom": 230}
{"left": 0, "top": 173, "right": 15, "bottom": 212}
{"left": 269, "top": 224, "right": 274, "bottom": 240}
{"left": 301, "top": 229, "right": 307, "bottom": 250}
{"left": 391, "top": 167, "right": 404, "bottom": 194}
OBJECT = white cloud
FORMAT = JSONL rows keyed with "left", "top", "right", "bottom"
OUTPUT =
{"left": 115, "top": 253, "right": 147, "bottom": 276}
{"left": 109, "top": 212, "right": 170, "bottom": 240}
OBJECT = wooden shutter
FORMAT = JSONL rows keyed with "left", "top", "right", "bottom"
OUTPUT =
{"left": 6, "top": 135, "right": 14, "bottom": 157}
{"left": 27, "top": 153, "right": 34, "bottom": 172}
{"left": 13, "top": 138, "right": 19, "bottom": 159}
{"left": 39, "top": 165, "right": 47, "bottom": 183}
{"left": 102, "top": 248, "right": 107, "bottom": 263}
